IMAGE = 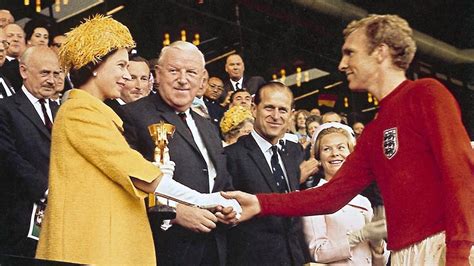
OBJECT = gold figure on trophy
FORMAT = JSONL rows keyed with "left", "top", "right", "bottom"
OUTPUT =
{"left": 147, "top": 121, "right": 176, "bottom": 217}
{"left": 148, "top": 121, "right": 176, "bottom": 164}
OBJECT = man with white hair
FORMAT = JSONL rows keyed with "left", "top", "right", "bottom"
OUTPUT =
{"left": 120, "top": 41, "right": 237, "bottom": 266}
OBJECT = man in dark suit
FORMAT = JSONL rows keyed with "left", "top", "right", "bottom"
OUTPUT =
{"left": 219, "top": 54, "right": 265, "bottom": 103}
{"left": 203, "top": 76, "right": 225, "bottom": 129}
{"left": 120, "top": 41, "right": 235, "bottom": 266}
{"left": 225, "top": 82, "right": 308, "bottom": 265}
{"left": 0, "top": 46, "right": 60, "bottom": 257}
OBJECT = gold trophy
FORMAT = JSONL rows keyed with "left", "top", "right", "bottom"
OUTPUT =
{"left": 147, "top": 121, "right": 177, "bottom": 218}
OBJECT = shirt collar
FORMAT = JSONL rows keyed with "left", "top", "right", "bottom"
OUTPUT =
{"left": 230, "top": 77, "right": 244, "bottom": 89}
{"left": 116, "top": 98, "right": 127, "bottom": 105}
{"left": 22, "top": 85, "right": 43, "bottom": 105}
{"left": 251, "top": 130, "right": 282, "bottom": 154}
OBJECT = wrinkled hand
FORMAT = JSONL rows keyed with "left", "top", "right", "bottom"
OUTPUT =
{"left": 299, "top": 158, "right": 320, "bottom": 184}
{"left": 347, "top": 219, "right": 387, "bottom": 247}
{"left": 220, "top": 191, "right": 261, "bottom": 223}
{"left": 172, "top": 204, "right": 217, "bottom": 233}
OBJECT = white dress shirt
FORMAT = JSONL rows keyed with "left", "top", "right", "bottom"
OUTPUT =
{"left": 180, "top": 109, "right": 217, "bottom": 191}
{"left": 250, "top": 130, "right": 290, "bottom": 189}
{"left": 230, "top": 77, "right": 244, "bottom": 91}
{"left": 22, "top": 86, "right": 53, "bottom": 125}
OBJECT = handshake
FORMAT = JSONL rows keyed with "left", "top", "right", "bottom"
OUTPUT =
{"left": 153, "top": 161, "right": 242, "bottom": 230}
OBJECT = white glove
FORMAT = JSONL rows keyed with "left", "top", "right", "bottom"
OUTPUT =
{"left": 154, "top": 174, "right": 202, "bottom": 206}
{"left": 347, "top": 219, "right": 387, "bottom": 247}
{"left": 153, "top": 160, "right": 175, "bottom": 178}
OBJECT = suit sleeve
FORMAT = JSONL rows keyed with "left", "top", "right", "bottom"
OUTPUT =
{"left": 414, "top": 80, "right": 474, "bottom": 263}
{"left": 0, "top": 103, "right": 47, "bottom": 202}
{"left": 62, "top": 104, "right": 161, "bottom": 199}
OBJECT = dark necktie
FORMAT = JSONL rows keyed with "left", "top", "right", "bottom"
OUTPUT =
{"left": 271, "top": 145, "right": 289, "bottom": 193}
{"left": 235, "top": 82, "right": 240, "bottom": 90}
{"left": 178, "top": 112, "right": 191, "bottom": 133}
{"left": 39, "top": 99, "right": 53, "bottom": 131}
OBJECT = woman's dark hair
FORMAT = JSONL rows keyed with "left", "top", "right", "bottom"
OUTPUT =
{"left": 24, "top": 18, "right": 52, "bottom": 43}
{"left": 69, "top": 49, "right": 117, "bottom": 88}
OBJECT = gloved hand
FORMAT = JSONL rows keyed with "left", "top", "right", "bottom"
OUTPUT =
{"left": 152, "top": 160, "right": 175, "bottom": 178}
{"left": 347, "top": 219, "right": 387, "bottom": 247}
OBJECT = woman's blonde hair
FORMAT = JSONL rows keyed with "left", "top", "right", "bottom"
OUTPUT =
{"left": 313, "top": 127, "right": 355, "bottom": 160}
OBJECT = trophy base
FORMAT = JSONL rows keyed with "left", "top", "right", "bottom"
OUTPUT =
{"left": 148, "top": 205, "right": 177, "bottom": 220}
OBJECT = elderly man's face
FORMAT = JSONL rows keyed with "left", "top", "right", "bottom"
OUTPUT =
{"left": 20, "top": 47, "right": 61, "bottom": 99}
{"left": 156, "top": 48, "right": 204, "bottom": 112}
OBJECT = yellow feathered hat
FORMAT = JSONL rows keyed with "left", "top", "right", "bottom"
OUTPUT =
{"left": 59, "top": 15, "right": 135, "bottom": 72}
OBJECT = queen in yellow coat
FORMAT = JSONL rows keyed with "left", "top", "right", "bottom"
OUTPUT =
{"left": 36, "top": 16, "right": 161, "bottom": 265}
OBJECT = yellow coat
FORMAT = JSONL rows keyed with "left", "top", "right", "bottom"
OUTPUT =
{"left": 36, "top": 89, "right": 161, "bottom": 265}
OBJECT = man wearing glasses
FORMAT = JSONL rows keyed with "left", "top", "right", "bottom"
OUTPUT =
{"left": 204, "top": 76, "right": 225, "bottom": 129}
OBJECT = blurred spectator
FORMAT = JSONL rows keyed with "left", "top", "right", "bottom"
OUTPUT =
{"left": 0, "top": 28, "right": 14, "bottom": 98}
{"left": 148, "top": 57, "right": 159, "bottom": 93}
{"left": 49, "top": 34, "right": 66, "bottom": 55}
{"left": 305, "top": 115, "right": 322, "bottom": 139}
{"left": 220, "top": 105, "right": 254, "bottom": 146}
{"left": 2, "top": 23, "right": 26, "bottom": 91}
{"left": 219, "top": 53, "right": 265, "bottom": 102}
{"left": 228, "top": 88, "right": 251, "bottom": 109}
{"left": 353, "top": 121, "right": 365, "bottom": 139}
{"left": 204, "top": 76, "right": 225, "bottom": 128}
{"left": 0, "top": 10, "right": 14, "bottom": 28}
{"left": 294, "top": 109, "right": 310, "bottom": 147}
{"left": 310, "top": 107, "right": 321, "bottom": 116}
{"left": 192, "top": 70, "right": 210, "bottom": 119}
{"left": 321, "top": 111, "right": 342, "bottom": 123}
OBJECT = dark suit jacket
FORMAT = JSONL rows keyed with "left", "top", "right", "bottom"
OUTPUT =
{"left": 119, "top": 93, "right": 233, "bottom": 266}
{"left": 104, "top": 98, "right": 123, "bottom": 115}
{"left": 203, "top": 96, "right": 224, "bottom": 130}
{"left": 0, "top": 89, "right": 57, "bottom": 257}
{"left": 219, "top": 75, "right": 266, "bottom": 103}
{"left": 0, "top": 59, "right": 22, "bottom": 92}
{"left": 0, "top": 73, "right": 14, "bottom": 99}
{"left": 225, "top": 134, "right": 308, "bottom": 265}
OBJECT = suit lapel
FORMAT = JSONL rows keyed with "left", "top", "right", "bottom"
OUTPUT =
{"left": 244, "top": 135, "right": 280, "bottom": 192}
{"left": 15, "top": 90, "right": 51, "bottom": 139}
{"left": 279, "top": 146, "right": 299, "bottom": 191}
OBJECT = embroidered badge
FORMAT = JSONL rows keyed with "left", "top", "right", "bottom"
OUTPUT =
{"left": 383, "top": 128, "right": 398, "bottom": 159}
